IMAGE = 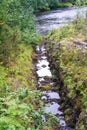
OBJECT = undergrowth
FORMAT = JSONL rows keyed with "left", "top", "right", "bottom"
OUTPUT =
{"left": 0, "top": 85, "right": 43, "bottom": 130}
{"left": 46, "top": 14, "right": 87, "bottom": 129}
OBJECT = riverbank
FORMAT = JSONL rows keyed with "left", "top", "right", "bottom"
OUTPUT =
{"left": 34, "top": 1, "right": 87, "bottom": 13}
{"left": 0, "top": 42, "right": 45, "bottom": 129}
{"left": 35, "top": 2, "right": 73, "bottom": 13}
{"left": 45, "top": 18, "right": 87, "bottom": 129}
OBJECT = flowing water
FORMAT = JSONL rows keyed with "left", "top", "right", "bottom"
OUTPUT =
{"left": 36, "top": 45, "right": 73, "bottom": 130}
{"left": 36, "top": 6, "right": 87, "bottom": 34}
{"left": 35, "top": 6, "right": 87, "bottom": 130}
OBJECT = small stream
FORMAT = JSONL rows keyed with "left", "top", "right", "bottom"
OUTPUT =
{"left": 35, "top": 6, "right": 87, "bottom": 130}
{"left": 36, "top": 45, "right": 73, "bottom": 130}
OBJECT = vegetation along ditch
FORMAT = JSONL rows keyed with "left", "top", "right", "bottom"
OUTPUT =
{"left": 0, "top": 0, "right": 87, "bottom": 130}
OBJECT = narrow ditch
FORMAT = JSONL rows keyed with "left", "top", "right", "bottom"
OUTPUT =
{"left": 35, "top": 44, "right": 74, "bottom": 130}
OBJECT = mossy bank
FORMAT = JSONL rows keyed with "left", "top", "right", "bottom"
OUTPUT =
{"left": 45, "top": 18, "right": 87, "bottom": 129}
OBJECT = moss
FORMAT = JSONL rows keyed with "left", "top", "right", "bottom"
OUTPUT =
{"left": 41, "top": 84, "right": 52, "bottom": 90}
{"left": 1, "top": 43, "right": 37, "bottom": 90}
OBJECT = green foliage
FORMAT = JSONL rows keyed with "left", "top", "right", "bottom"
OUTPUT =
{"left": 76, "top": 0, "right": 87, "bottom": 6}
{"left": 32, "top": 0, "right": 59, "bottom": 11}
{"left": 0, "top": 0, "right": 40, "bottom": 65}
{"left": 0, "top": 86, "right": 44, "bottom": 130}
{"left": 0, "top": 83, "right": 59, "bottom": 130}
{"left": 47, "top": 0, "right": 59, "bottom": 9}
{"left": 31, "top": 0, "right": 73, "bottom": 12}
{"left": 57, "top": 2, "right": 73, "bottom": 7}
{"left": 83, "top": 92, "right": 87, "bottom": 107}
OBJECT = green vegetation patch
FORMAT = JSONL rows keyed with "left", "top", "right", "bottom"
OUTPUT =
{"left": 6, "top": 43, "right": 37, "bottom": 89}
{"left": 57, "top": 2, "right": 73, "bottom": 8}
{"left": 0, "top": 86, "right": 44, "bottom": 130}
{"left": 46, "top": 17, "right": 87, "bottom": 129}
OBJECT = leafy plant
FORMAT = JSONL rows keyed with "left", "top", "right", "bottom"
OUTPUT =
{"left": 0, "top": 86, "right": 44, "bottom": 130}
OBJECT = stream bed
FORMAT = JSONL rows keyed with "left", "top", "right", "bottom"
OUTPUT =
{"left": 36, "top": 45, "right": 73, "bottom": 130}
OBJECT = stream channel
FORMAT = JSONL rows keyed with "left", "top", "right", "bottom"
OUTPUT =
{"left": 35, "top": 6, "right": 87, "bottom": 130}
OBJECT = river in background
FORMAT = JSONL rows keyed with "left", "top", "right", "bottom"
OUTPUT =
{"left": 36, "top": 6, "right": 87, "bottom": 34}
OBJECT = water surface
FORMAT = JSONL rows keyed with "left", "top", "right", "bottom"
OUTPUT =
{"left": 36, "top": 6, "right": 87, "bottom": 34}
